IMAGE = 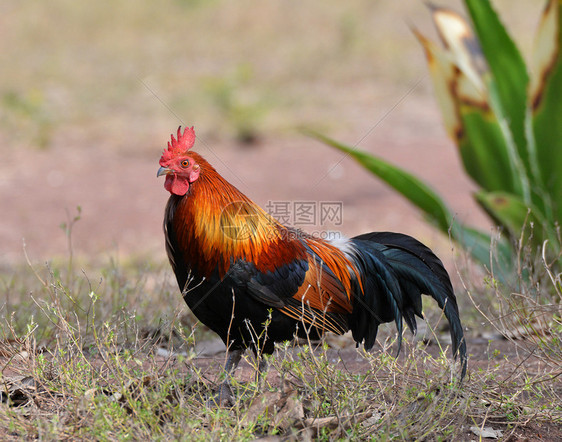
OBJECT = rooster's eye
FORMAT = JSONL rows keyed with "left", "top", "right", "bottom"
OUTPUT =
{"left": 181, "top": 160, "right": 190, "bottom": 168}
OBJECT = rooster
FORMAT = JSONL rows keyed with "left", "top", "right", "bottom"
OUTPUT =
{"left": 157, "top": 127, "right": 467, "bottom": 404}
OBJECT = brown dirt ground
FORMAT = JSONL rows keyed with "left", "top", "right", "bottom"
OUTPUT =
{"left": 0, "top": 95, "right": 490, "bottom": 265}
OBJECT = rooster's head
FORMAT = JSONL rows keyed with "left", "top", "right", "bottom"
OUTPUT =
{"left": 157, "top": 126, "right": 201, "bottom": 195}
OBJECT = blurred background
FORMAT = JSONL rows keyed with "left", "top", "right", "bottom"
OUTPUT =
{"left": 0, "top": 0, "right": 538, "bottom": 265}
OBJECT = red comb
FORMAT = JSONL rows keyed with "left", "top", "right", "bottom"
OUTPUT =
{"left": 161, "top": 126, "right": 196, "bottom": 163}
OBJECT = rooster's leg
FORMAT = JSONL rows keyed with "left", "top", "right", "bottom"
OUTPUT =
{"left": 214, "top": 348, "right": 243, "bottom": 406}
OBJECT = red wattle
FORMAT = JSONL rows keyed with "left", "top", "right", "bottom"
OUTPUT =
{"left": 165, "top": 175, "right": 190, "bottom": 195}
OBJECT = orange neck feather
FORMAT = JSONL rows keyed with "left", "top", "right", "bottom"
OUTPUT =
{"left": 170, "top": 152, "right": 305, "bottom": 277}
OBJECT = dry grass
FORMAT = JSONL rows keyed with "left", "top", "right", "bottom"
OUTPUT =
{"left": 1, "top": 226, "right": 561, "bottom": 440}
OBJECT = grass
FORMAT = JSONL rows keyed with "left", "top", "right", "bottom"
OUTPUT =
{"left": 1, "top": 225, "right": 561, "bottom": 440}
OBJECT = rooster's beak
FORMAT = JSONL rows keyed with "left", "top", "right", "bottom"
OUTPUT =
{"left": 157, "top": 166, "right": 172, "bottom": 177}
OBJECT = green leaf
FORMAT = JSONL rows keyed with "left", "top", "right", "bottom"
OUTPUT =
{"left": 308, "top": 131, "right": 453, "bottom": 232}
{"left": 458, "top": 110, "right": 517, "bottom": 194}
{"left": 450, "top": 224, "right": 513, "bottom": 275}
{"left": 308, "top": 131, "right": 512, "bottom": 271}
{"left": 475, "top": 190, "right": 559, "bottom": 254}
{"left": 465, "top": 0, "right": 530, "bottom": 183}
{"left": 531, "top": 0, "right": 562, "bottom": 223}
{"left": 415, "top": 26, "right": 518, "bottom": 194}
